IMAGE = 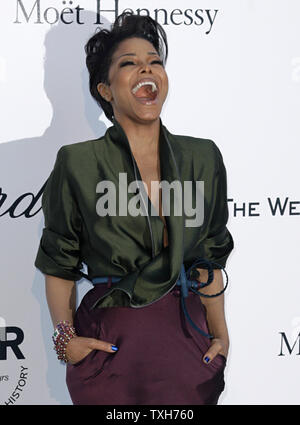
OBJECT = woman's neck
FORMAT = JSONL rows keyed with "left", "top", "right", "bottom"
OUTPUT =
{"left": 115, "top": 115, "right": 161, "bottom": 157}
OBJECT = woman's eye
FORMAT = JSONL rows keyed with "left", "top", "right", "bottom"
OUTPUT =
{"left": 119, "top": 59, "right": 164, "bottom": 68}
{"left": 151, "top": 60, "right": 163, "bottom": 66}
{"left": 119, "top": 61, "right": 135, "bottom": 68}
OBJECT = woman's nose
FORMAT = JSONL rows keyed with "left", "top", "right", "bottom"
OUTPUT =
{"left": 140, "top": 63, "right": 152, "bottom": 73}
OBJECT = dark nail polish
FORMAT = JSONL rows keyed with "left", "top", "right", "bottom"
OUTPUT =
{"left": 204, "top": 356, "right": 210, "bottom": 363}
{"left": 111, "top": 345, "right": 118, "bottom": 351}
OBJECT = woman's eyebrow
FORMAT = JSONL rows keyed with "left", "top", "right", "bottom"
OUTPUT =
{"left": 115, "top": 51, "right": 159, "bottom": 60}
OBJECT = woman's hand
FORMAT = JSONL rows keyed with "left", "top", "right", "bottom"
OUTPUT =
{"left": 202, "top": 337, "right": 229, "bottom": 364}
{"left": 65, "top": 336, "right": 118, "bottom": 365}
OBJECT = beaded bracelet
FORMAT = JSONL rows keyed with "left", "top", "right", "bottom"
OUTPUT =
{"left": 52, "top": 320, "right": 77, "bottom": 363}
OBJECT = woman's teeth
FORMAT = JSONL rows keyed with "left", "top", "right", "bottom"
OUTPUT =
{"left": 132, "top": 81, "right": 158, "bottom": 94}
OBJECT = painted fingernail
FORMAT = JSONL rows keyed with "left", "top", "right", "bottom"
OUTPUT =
{"left": 204, "top": 356, "right": 210, "bottom": 363}
{"left": 111, "top": 345, "right": 118, "bottom": 351}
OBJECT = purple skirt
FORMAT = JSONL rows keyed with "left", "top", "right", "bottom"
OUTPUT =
{"left": 66, "top": 283, "right": 226, "bottom": 405}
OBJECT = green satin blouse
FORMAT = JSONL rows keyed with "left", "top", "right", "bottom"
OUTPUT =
{"left": 34, "top": 118, "right": 234, "bottom": 310}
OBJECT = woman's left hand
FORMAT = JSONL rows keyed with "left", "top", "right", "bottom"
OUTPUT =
{"left": 202, "top": 337, "right": 229, "bottom": 364}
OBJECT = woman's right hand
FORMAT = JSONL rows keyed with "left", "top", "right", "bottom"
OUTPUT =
{"left": 65, "top": 336, "right": 118, "bottom": 365}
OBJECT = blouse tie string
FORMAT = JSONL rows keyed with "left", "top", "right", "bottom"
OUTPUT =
{"left": 176, "top": 258, "right": 229, "bottom": 339}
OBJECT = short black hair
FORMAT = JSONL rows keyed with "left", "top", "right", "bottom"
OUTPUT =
{"left": 84, "top": 12, "right": 168, "bottom": 122}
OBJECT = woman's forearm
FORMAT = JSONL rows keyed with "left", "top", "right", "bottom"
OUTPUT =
{"left": 45, "top": 275, "right": 76, "bottom": 329}
{"left": 196, "top": 268, "right": 229, "bottom": 348}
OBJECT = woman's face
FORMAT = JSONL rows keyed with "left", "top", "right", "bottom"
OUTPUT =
{"left": 97, "top": 37, "right": 169, "bottom": 123}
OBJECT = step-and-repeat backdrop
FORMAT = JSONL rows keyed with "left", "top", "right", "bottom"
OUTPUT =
{"left": 0, "top": 0, "right": 299, "bottom": 405}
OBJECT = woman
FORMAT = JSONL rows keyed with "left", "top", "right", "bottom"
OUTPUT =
{"left": 35, "top": 12, "right": 234, "bottom": 405}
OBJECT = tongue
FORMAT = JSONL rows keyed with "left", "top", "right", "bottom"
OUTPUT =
{"left": 134, "top": 85, "right": 156, "bottom": 100}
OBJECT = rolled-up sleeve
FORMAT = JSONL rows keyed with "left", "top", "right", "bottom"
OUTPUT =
{"left": 201, "top": 142, "right": 234, "bottom": 269}
{"left": 34, "top": 146, "right": 83, "bottom": 281}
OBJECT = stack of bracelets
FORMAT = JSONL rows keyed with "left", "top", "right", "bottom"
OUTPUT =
{"left": 52, "top": 320, "right": 77, "bottom": 363}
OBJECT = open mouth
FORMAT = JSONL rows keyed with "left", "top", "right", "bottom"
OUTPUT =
{"left": 131, "top": 80, "right": 159, "bottom": 104}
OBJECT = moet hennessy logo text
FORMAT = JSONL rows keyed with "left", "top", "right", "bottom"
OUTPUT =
{"left": 13, "top": 0, "right": 219, "bottom": 34}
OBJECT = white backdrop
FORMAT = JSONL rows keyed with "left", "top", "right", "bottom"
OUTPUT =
{"left": 0, "top": 0, "right": 299, "bottom": 405}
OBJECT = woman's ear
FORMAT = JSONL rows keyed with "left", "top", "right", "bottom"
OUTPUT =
{"left": 97, "top": 82, "right": 112, "bottom": 102}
